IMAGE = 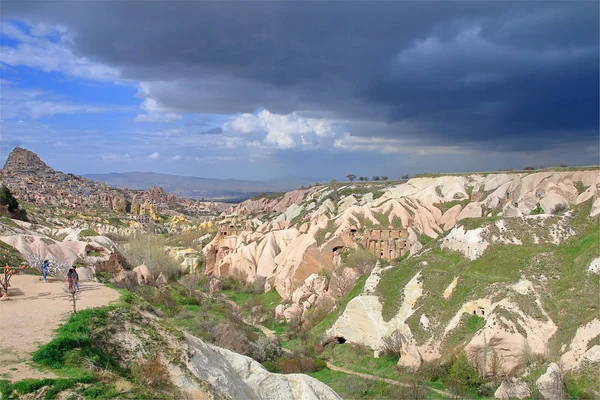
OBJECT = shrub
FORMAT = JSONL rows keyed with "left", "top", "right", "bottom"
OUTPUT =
{"left": 342, "top": 247, "right": 378, "bottom": 274}
{"left": 381, "top": 330, "right": 406, "bottom": 358}
{"left": 448, "top": 352, "right": 484, "bottom": 396}
{"left": 252, "top": 275, "right": 267, "bottom": 294}
{"left": 121, "top": 234, "right": 181, "bottom": 280}
{"left": 274, "top": 355, "right": 323, "bottom": 373}
{"left": 211, "top": 322, "right": 250, "bottom": 355}
{"left": 130, "top": 354, "right": 171, "bottom": 389}
{"left": 531, "top": 203, "right": 544, "bottom": 215}
{"left": 249, "top": 337, "right": 282, "bottom": 363}
{"left": 575, "top": 181, "right": 587, "bottom": 194}
{"left": 551, "top": 203, "right": 568, "bottom": 215}
{"left": 179, "top": 273, "right": 199, "bottom": 297}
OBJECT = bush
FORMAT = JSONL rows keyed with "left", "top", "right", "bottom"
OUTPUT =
{"left": 342, "top": 247, "right": 378, "bottom": 274}
{"left": 531, "top": 203, "right": 544, "bottom": 215}
{"left": 252, "top": 276, "right": 267, "bottom": 294}
{"left": 249, "top": 337, "right": 282, "bottom": 363}
{"left": 274, "top": 355, "right": 323, "bottom": 373}
{"left": 448, "top": 352, "right": 484, "bottom": 396}
{"left": 179, "top": 273, "right": 199, "bottom": 297}
{"left": 131, "top": 354, "right": 171, "bottom": 389}
{"left": 381, "top": 330, "right": 406, "bottom": 358}
{"left": 551, "top": 203, "right": 568, "bottom": 215}
{"left": 121, "top": 234, "right": 181, "bottom": 280}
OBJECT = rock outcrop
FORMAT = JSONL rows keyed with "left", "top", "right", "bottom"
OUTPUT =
{"left": 204, "top": 170, "right": 600, "bottom": 299}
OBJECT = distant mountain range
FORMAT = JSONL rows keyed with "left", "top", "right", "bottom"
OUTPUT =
{"left": 84, "top": 172, "right": 314, "bottom": 201}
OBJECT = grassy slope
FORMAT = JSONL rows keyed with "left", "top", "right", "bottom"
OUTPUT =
{"left": 375, "top": 200, "right": 599, "bottom": 358}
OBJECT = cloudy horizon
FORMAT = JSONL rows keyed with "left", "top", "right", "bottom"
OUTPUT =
{"left": 0, "top": 1, "right": 598, "bottom": 181}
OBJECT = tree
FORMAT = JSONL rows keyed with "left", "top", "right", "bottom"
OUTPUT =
{"left": 381, "top": 329, "right": 406, "bottom": 357}
{"left": 346, "top": 174, "right": 357, "bottom": 182}
{"left": 359, "top": 176, "right": 368, "bottom": 182}
{"left": 25, "top": 252, "right": 70, "bottom": 277}
{"left": 448, "top": 352, "right": 484, "bottom": 396}
{"left": 0, "top": 263, "right": 27, "bottom": 298}
{"left": 180, "top": 273, "right": 199, "bottom": 297}
{"left": 372, "top": 176, "right": 381, "bottom": 181}
{"left": 0, "top": 186, "right": 26, "bottom": 221}
{"left": 401, "top": 174, "right": 409, "bottom": 180}
{"left": 0, "top": 185, "right": 19, "bottom": 213}
{"left": 381, "top": 176, "right": 389, "bottom": 181}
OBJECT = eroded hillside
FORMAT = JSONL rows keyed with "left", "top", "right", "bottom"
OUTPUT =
{"left": 202, "top": 169, "right": 600, "bottom": 397}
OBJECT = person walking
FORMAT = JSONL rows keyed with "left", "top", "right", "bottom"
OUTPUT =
{"left": 67, "top": 267, "right": 74, "bottom": 291}
{"left": 42, "top": 259, "right": 50, "bottom": 283}
{"left": 72, "top": 268, "right": 79, "bottom": 292}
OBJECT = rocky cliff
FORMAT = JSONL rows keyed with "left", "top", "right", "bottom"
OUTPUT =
{"left": 204, "top": 170, "right": 599, "bottom": 296}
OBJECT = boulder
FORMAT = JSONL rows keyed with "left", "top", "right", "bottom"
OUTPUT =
{"left": 536, "top": 363, "right": 565, "bottom": 400}
{"left": 133, "top": 264, "right": 155, "bottom": 286}
{"left": 283, "top": 304, "right": 302, "bottom": 322}
{"left": 397, "top": 344, "right": 422, "bottom": 370}
{"left": 495, "top": 378, "right": 530, "bottom": 399}
{"left": 155, "top": 272, "right": 168, "bottom": 286}
{"left": 540, "top": 193, "right": 568, "bottom": 214}
{"left": 75, "top": 266, "right": 95, "bottom": 282}
{"left": 112, "top": 270, "right": 137, "bottom": 289}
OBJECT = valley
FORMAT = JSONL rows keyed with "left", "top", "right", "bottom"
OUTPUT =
{"left": 0, "top": 147, "right": 598, "bottom": 399}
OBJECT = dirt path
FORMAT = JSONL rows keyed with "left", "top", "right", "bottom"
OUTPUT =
{"left": 251, "top": 321, "right": 455, "bottom": 398}
{"left": 0, "top": 275, "right": 120, "bottom": 381}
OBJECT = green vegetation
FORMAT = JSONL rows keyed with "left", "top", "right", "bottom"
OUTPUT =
{"left": 0, "top": 240, "right": 24, "bottom": 267}
{"left": 321, "top": 344, "right": 402, "bottom": 382}
{"left": 434, "top": 199, "right": 469, "bottom": 214}
{"left": 222, "top": 288, "right": 281, "bottom": 314}
{"left": 121, "top": 234, "right": 181, "bottom": 280}
{"left": 309, "top": 369, "right": 403, "bottom": 399}
{"left": 0, "top": 185, "right": 27, "bottom": 221}
{"left": 574, "top": 180, "right": 588, "bottom": 194}
{"left": 531, "top": 202, "right": 543, "bottom": 215}
{"left": 315, "top": 220, "right": 337, "bottom": 246}
{"left": 447, "top": 352, "right": 484, "bottom": 396}
{"left": 464, "top": 314, "right": 485, "bottom": 333}
{"left": 250, "top": 191, "right": 286, "bottom": 201}
{"left": 79, "top": 228, "right": 99, "bottom": 237}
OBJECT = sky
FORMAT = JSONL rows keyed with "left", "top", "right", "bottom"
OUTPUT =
{"left": 0, "top": 1, "right": 598, "bottom": 181}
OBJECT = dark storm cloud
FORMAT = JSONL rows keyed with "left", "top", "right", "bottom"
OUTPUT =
{"left": 3, "top": 1, "right": 598, "bottom": 151}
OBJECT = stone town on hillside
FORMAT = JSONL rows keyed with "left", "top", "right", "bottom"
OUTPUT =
{"left": 0, "top": 147, "right": 227, "bottom": 219}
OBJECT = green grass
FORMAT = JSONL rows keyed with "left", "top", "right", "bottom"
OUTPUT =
{"left": 434, "top": 200, "right": 469, "bottom": 214}
{"left": 222, "top": 288, "right": 282, "bottom": 313}
{"left": 464, "top": 314, "right": 485, "bottom": 333}
{"left": 315, "top": 220, "right": 337, "bottom": 246}
{"left": 308, "top": 368, "right": 404, "bottom": 399}
{"left": 79, "top": 228, "right": 99, "bottom": 237}
{"left": 321, "top": 344, "right": 405, "bottom": 382}
{"left": 0, "top": 240, "right": 24, "bottom": 267}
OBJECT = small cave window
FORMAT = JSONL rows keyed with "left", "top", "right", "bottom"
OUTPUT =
{"left": 473, "top": 310, "right": 477, "bottom": 315}
{"left": 335, "top": 337, "right": 347, "bottom": 344}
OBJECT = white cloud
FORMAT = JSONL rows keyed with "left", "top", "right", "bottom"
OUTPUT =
{"left": 171, "top": 154, "right": 182, "bottom": 161}
{"left": 0, "top": 21, "right": 120, "bottom": 82}
{"left": 147, "top": 152, "right": 160, "bottom": 160}
{"left": 223, "top": 109, "right": 340, "bottom": 150}
{"left": 101, "top": 153, "right": 131, "bottom": 161}
{"left": 134, "top": 85, "right": 183, "bottom": 123}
